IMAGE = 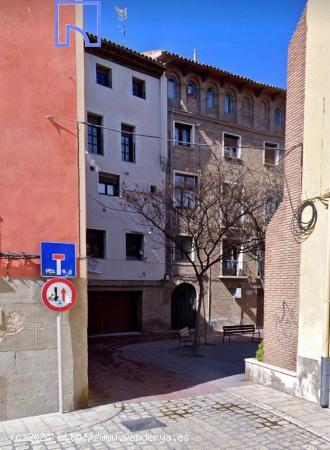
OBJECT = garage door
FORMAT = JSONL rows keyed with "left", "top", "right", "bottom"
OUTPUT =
{"left": 88, "top": 291, "right": 142, "bottom": 335}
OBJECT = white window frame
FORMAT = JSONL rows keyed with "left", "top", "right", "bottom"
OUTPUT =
{"left": 173, "top": 170, "right": 199, "bottom": 208}
{"left": 263, "top": 141, "right": 279, "bottom": 166}
{"left": 172, "top": 235, "right": 195, "bottom": 263}
{"left": 173, "top": 121, "right": 195, "bottom": 147}
{"left": 219, "top": 240, "right": 245, "bottom": 277}
{"left": 222, "top": 131, "right": 242, "bottom": 160}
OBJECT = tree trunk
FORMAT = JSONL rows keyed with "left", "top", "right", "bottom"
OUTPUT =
{"left": 192, "top": 278, "right": 205, "bottom": 354}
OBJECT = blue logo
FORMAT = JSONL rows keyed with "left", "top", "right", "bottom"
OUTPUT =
{"left": 41, "top": 242, "right": 77, "bottom": 278}
{"left": 55, "top": 0, "right": 101, "bottom": 48}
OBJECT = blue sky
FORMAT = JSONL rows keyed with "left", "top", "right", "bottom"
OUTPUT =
{"left": 85, "top": 0, "right": 307, "bottom": 88}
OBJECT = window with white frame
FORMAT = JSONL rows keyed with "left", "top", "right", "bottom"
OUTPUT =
{"left": 223, "top": 133, "right": 241, "bottom": 159}
{"left": 264, "top": 142, "right": 279, "bottom": 166}
{"left": 174, "top": 236, "right": 194, "bottom": 262}
{"left": 222, "top": 239, "right": 244, "bottom": 276}
{"left": 174, "top": 172, "right": 198, "bottom": 208}
{"left": 174, "top": 122, "right": 193, "bottom": 147}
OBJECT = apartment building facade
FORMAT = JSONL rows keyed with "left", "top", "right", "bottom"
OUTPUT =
{"left": 0, "top": 1, "right": 88, "bottom": 420}
{"left": 247, "top": 0, "right": 330, "bottom": 405}
{"left": 85, "top": 41, "right": 168, "bottom": 334}
{"left": 146, "top": 50, "right": 286, "bottom": 332}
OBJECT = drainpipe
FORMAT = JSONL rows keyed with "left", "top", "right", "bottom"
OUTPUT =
{"left": 320, "top": 200, "right": 330, "bottom": 407}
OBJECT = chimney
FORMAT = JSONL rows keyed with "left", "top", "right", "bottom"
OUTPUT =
{"left": 193, "top": 48, "right": 198, "bottom": 62}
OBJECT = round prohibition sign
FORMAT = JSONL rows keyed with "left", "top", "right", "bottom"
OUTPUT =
{"left": 41, "top": 278, "right": 77, "bottom": 312}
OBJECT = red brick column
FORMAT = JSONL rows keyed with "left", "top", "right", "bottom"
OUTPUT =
{"left": 264, "top": 11, "right": 307, "bottom": 371}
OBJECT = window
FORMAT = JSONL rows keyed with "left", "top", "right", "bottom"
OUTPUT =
{"left": 174, "top": 122, "right": 193, "bottom": 147}
{"left": 241, "top": 97, "right": 252, "bottom": 120}
{"left": 150, "top": 185, "right": 158, "bottom": 194}
{"left": 96, "top": 64, "right": 112, "bottom": 88}
{"left": 224, "top": 93, "right": 234, "bottom": 114}
{"left": 87, "top": 229, "right": 105, "bottom": 258}
{"left": 264, "top": 142, "right": 279, "bottom": 166}
{"left": 98, "top": 172, "right": 119, "bottom": 196}
{"left": 87, "top": 113, "right": 103, "bottom": 155}
{"left": 207, "top": 87, "right": 216, "bottom": 109}
{"left": 223, "top": 133, "right": 241, "bottom": 159}
{"left": 126, "top": 233, "right": 144, "bottom": 260}
{"left": 175, "top": 173, "right": 198, "bottom": 208}
{"left": 121, "top": 124, "right": 135, "bottom": 162}
{"left": 168, "top": 76, "right": 177, "bottom": 100}
{"left": 275, "top": 107, "right": 284, "bottom": 127}
{"left": 132, "top": 77, "right": 146, "bottom": 99}
{"left": 186, "top": 81, "right": 197, "bottom": 98}
{"left": 174, "top": 236, "right": 193, "bottom": 262}
{"left": 222, "top": 240, "right": 243, "bottom": 276}
{"left": 261, "top": 101, "right": 269, "bottom": 124}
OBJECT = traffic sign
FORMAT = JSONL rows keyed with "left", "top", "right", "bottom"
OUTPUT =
{"left": 41, "top": 278, "right": 77, "bottom": 312}
{"left": 41, "top": 242, "right": 76, "bottom": 278}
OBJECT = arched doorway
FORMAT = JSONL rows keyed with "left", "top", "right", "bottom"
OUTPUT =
{"left": 171, "top": 283, "right": 197, "bottom": 330}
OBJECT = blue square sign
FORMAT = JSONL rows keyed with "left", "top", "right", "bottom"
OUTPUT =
{"left": 41, "top": 242, "right": 76, "bottom": 278}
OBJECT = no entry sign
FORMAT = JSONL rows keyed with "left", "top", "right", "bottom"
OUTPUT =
{"left": 41, "top": 278, "right": 77, "bottom": 312}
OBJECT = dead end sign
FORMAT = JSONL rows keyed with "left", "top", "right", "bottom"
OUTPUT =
{"left": 41, "top": 278, "right": 77, "bottom": 312}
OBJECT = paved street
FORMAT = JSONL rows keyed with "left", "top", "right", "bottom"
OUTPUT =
{"left": 88, "top": 334, "right": 259, "bottom": 405}
{"left": 2, "top": 384, "right": 330, "bottom": 449}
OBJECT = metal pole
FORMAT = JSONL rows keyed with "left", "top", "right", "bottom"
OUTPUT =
{"left": 57, "top": 313, "right": 64, "bottom": 414}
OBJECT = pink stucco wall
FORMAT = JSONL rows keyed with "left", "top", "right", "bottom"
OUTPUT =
{"left": 0, "top": 0, "right": 80, "bottom": 278}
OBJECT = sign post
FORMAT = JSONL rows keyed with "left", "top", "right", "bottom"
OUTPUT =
{"left": 57, "top": 313, "right": 64, "bottom": 414}
{"left": 41, "top": 277, "right": 77, "bottom": 414}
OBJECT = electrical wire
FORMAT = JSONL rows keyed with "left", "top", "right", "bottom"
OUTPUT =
{"left": 47, "top": 115, "right": 285, "bottom": 150}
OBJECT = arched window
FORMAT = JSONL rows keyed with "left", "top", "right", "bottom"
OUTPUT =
{"left": 187, "top": 81, "right": 197, "bottom": 98}
{"left": 207, "top": 87, "right": 216, "bottom": 109}
{"left": 168, "top": 76, "right": 177, "bottom": 100}
{"left": 241, "top": 96, "right": 252, "bottom": 120}
{"left": 224, "top": 93, "right": 234, "bottom": 114}
{"left": 275, "top": 107, "right": 284, "bottom": 127}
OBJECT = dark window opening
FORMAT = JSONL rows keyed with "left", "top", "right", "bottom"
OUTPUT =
{"left": 121, "top": 124, "right": 135, "bottom": 162}
{"left": 174, "top": 236, "right": 193, "bottom": 261}
{"left": 87, "top": 113, "right": 103, "bottom": 155}
{"left": 224, "top": 133, "right": 240, "bottom": 159}
{"left": 264, "top": 143, "right": 278, "bottom": 166}
{"left": 96, "top": 64, "right": 112, "bottom": 88}
{"left": 126, "top": 233, "right": 144, "bottom": 260}
{"left": 175, "top": 173, "right": 197, "bottom": 208}
{"left": 132, "top": 77, "right": 146, "bottom": 99}
{"left": 98, "top": 172, "right": 119, "bottom": 196}
{"left": 87, "top": 229, "right": 105, "bottom": 259}
{"left": 175, "top": 122, "right": 192, "bottom": 147}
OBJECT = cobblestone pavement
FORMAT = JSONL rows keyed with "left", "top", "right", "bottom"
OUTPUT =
{"left": 2, "top": 385, "right": 330, "bottom": 449}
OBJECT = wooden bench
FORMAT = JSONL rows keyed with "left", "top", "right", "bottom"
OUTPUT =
{"left": 177, "top": 327, "right": 199, "bottom": 348}
{"left": 222, "top": 324, "right": 260, "bottom": 343}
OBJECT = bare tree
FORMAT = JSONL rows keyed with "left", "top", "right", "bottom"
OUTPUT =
{"left": 123, "top": 153, "right": 282, "bottom": 353}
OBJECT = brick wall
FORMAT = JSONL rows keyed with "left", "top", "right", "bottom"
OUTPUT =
{"left": 263, "top": 11, "right": 307, "bottom": 371}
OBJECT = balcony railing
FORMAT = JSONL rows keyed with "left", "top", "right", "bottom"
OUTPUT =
{"left": 222, "top": 259, "right": 246, "bottom": 277}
